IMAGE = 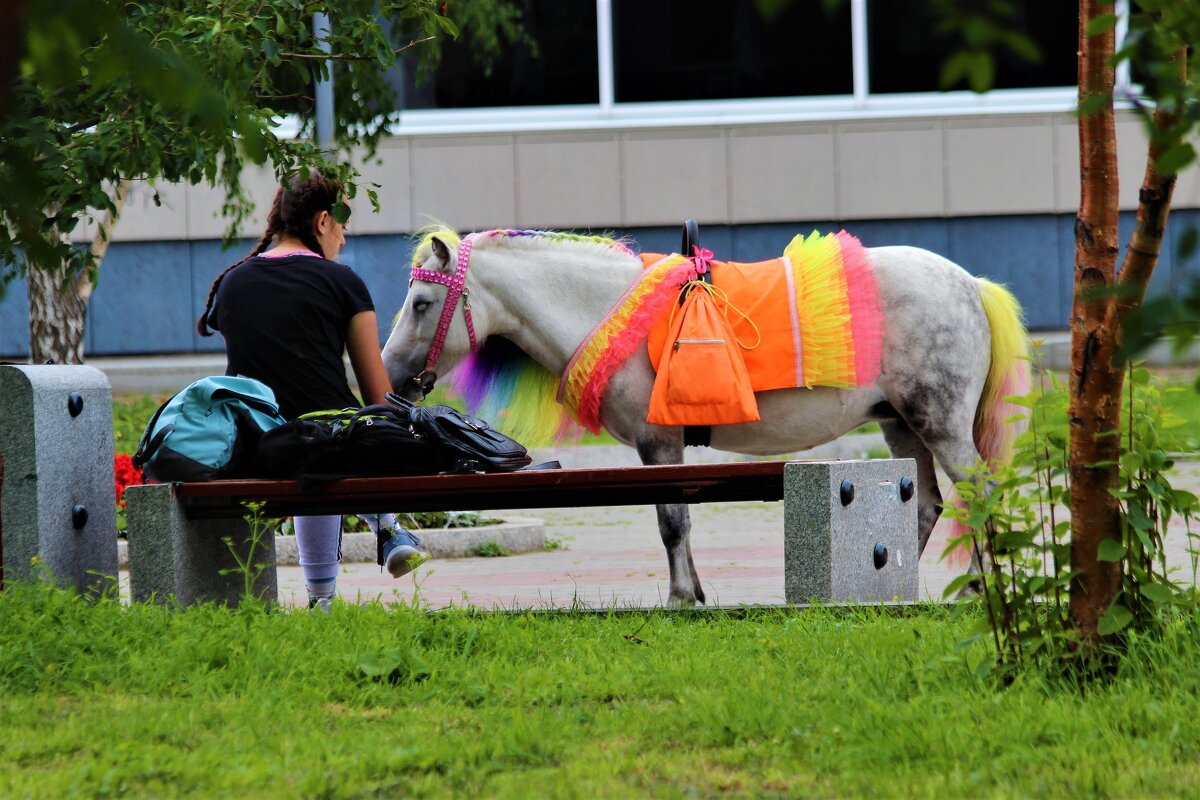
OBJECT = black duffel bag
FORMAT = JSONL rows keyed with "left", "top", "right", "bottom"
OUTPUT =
{"left": 251, "top": 404, "right": 440, "bottom": 483}
{"left": 387, "top": 393, "right": 533, "bottom": 473}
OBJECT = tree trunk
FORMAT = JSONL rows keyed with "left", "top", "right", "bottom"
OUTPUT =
{"left": 1068, "top": 7, "right": 1185, "bottom": 645}
{"left": 26, "top": 180, "right": 131, "bottom": 365}
{"left": 1068, "top": 0, "right": 1122, "bottom": 645}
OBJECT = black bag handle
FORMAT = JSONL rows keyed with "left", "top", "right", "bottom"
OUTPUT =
{"left": 132, "top": 394, "right": 175, "bottom": 468}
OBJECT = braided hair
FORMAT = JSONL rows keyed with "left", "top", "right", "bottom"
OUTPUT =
{"left": 196, "top": 173, "right": 343, "bottom": 337}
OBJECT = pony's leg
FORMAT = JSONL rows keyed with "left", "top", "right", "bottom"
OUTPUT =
{"left": 878, "top": 419, "right": 943, "bottom": 556}
{"left": 636, "top": 435, "right": 704, "bottom": 607}
{"left": 921, "top": 433, "right": 996, "bottom": 584}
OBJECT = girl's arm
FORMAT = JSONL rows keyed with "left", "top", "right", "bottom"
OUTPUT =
{"left": 346, "top": 310, "right": 393, "bottom": 406}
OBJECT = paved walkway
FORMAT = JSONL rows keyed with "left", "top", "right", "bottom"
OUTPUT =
{"left": 117, "top": 447, "right": 1200, "bottom": 611}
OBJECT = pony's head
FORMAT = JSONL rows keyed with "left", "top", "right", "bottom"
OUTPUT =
{"left": 382, "top": 225, "right": 477, "bottom": 400}
{"left": 384, "top": 226, "right": 625, "bottom": 444}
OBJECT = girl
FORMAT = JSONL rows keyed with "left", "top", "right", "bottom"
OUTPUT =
{"left": 197, "top": 173, "right": 427, "bottom": 611}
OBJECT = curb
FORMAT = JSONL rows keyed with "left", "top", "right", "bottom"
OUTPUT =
{"left": 116, "top": 517, "right": 546, "bottom": 568}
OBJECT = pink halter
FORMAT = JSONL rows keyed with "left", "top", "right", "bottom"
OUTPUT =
{"left": 407, "top": 235, "right": 479, "bottom": 395}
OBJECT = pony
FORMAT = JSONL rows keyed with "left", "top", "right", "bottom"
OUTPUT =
{"left": 382, "top": 226, "right": 1029, "bottom": 606}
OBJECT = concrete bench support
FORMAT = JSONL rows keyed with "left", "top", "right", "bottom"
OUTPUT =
{"left": 124, "top": 483, "right": 278, "bottom": 607}
{"left": 784, "top": 459, "right": 919, "bottom": 603}
{"left": 0, "top": 365, "right": 118, "bottom": 596}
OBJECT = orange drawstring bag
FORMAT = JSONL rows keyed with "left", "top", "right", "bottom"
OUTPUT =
{"left": 647, "top": 281, "right": 760, "bottom": 426}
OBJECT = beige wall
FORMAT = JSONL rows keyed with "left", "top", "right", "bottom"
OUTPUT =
{"left": 95, "top": 110, "right": 1200, "bottom": 243}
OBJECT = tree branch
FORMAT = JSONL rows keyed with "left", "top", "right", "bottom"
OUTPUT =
{"left": 1110, "top": 46, "right": 1188, "bottom": 331}
{"left": 280, "top": 36, "right": 434, "bottom": 61}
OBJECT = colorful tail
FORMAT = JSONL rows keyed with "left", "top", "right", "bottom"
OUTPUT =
{"left": 973, "top": 278, "right": 1030, "bottom": 468}
{"left": 945, "top": 278, "right": 1029, "bottom": 567}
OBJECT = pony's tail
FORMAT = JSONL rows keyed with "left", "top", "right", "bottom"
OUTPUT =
{"left": 973, "top": 278, "right": 1030, "bottom": 468}
{"left": 945, "top": 278, "right": 1029, "bottom": 568}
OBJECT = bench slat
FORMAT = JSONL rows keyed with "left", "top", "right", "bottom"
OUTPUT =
{"left": 171, "top": 462, "right": 792, "bottom": 519}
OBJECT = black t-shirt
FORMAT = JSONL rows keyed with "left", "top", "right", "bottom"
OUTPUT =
{"left": 209, "top": 254, "right": 374, "bottom": 419}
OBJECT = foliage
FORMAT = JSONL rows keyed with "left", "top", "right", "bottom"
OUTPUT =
{"left": 1, "top": 0, "right": 524, "bottom": 293}
{"left": 6, "top": 584, "right": 1200, "bottom": 796}
{"left": 1097, "top": 1, "right": 1200, "bottom": 367}
{"left": 468, "top": 540, "right": 510, "bottom": 558}
{"left": 945, "top": 359, "right": 1199, "bottom": 677}
{"left": 113, "top": 453, "right": 143, "bottom": 534}
{"left": 112, "top": 393, "right": 167, "bottom": 456}
{"left": 217, "top": 502, "right": 275, "bottom": 602}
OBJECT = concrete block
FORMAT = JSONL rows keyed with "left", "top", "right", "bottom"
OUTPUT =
{"left": 0, "top": 365, "right": 118, "bottom": 596}
{"left": 271, "top": 517, "right": 546, "bottom": 564}
{"left": 125, "top": 483, "right": 277, "bottom": 607}
{"left": 784, "top": 459, "right": 918, "bottom": 604}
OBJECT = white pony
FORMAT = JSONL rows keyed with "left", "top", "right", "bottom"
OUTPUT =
{"left": 383, "top": 227, "right": 1028, "bottom": 606}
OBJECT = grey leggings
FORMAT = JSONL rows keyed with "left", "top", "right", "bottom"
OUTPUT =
{"left": 295, "top": 513, "right": 396, "bottom": 594}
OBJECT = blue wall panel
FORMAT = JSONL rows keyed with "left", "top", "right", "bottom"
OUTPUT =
{"left": 840, "top": 218, "right": 952, "bottom": 256}
{"left": 3, "top": 210, "right": 1196, "bottom": 360}
{"left": 189, "top": 239, "right": 254, "bottom": 354}
{"left": 348, "top": 234, "right": 416, "bottom": 338}
{"left": 0, "top": 278, "right": 29, "bottom": 358}
{"left": 88, "top": 241, "right": 196, "bottom": 355}
{"left": 1165, "top": 208, "right": 1200, "bottom": 294}
{"left": 949, "top": 214, "right": 1065, "bottom": 330}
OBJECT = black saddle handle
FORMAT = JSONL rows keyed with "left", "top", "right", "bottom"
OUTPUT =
{"left": 679, "top": 218, "right": 711, "bottom": 307}
{"left": 681, "top": 218, "right": 699, "bottom": 260}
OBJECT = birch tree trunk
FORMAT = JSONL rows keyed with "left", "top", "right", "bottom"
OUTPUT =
{"left": 1068, "top": 3, "right": 1184, "bottom": 645}
{"left": 1068, "top": 0, "right": 1123, "bottom": 645}
{"left": 26, "top": 180, "right": 131, "bottom": 364}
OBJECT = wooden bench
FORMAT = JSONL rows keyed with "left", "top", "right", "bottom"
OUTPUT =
{"left": 124, "top": 459, "right": 919, "bottom": 608}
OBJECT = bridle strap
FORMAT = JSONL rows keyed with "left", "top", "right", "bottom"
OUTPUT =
{"left": 409, "top": 236, "right": 480, "bottom": 377}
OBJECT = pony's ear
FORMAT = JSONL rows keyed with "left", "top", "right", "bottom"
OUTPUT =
{"left": 431, "top": 237, "right": 453, "bottom": 273}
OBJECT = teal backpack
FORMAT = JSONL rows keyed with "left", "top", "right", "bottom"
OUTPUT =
{"left": 133, "top": 376, "right": 287, "bottom": 482}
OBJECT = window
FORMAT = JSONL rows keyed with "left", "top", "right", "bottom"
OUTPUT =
{"left": 867, "top": 0, "right": 1077, "bottom": 94}
{"left": 369, "top": 0, "right": 1095, "bottom": 134}
{"left": 399, "top": 0, "right": 598, "bottom": 109}
{"left": 612, "top": 0, "right": 852, "bottom": 103}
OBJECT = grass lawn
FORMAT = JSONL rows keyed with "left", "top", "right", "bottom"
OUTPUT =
{"left": 3, "top": 582, "right": 1200, "bottom": 799}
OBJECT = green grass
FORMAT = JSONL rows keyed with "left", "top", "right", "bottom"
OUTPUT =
{"left": 3, "top": 582, "right": 1200, "bottom": 798}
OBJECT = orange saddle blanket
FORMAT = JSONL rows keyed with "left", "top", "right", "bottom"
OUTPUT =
{"left": 644, "top": 231, "right": 884, "bottom": 394}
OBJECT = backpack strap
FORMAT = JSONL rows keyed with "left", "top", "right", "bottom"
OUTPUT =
{"left": 132, "top": 394, "right": 174, "bottom": 468}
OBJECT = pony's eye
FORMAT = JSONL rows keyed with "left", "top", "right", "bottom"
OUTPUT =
{"left": 413, "top": 300, "right": 430, "bottom": 314}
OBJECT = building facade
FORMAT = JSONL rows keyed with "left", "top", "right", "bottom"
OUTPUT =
{"left": 1, "top": 0, "right": 1197, "bottom": 358}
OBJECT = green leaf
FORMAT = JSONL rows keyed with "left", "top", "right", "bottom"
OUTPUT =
{"left": 1097, "top": 603, "right": 1133, "bottom": 636}
{"left": 1097, "top": 539, "right": 1127, "bottom": 562}
{"left": 435, "top": 15, "right": 459, "bottom": 38}
{"left": 1139, "top": 582, "right": 1176, "bottom": 604}
{"left": 1127, "top": 504, "right": 1155, "bottom": 532}
{"left": 1085, "top": 13, "right": 1119, "bottom": 36}
{"left": 262, "top": 39, "right": 281, "bottom": 67}
{"left": 330, "top": 203, "right": 351, "bottom": 225}
{"left": 1156, "top": 142, "right": 1196, "bottom": 176}
{"left": 942, "top": 574, "right": 978, "bottom": 599}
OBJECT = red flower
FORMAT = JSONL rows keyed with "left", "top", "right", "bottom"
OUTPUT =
{"left": 114, "top": 453, "right": 144, "bottom": 508}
